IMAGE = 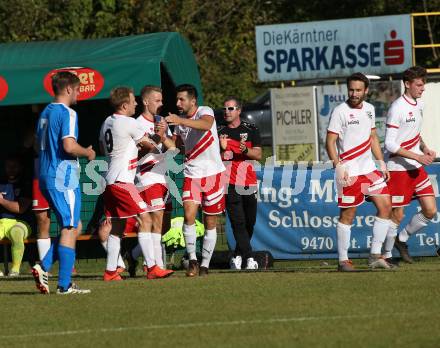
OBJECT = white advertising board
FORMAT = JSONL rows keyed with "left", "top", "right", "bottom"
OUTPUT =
{"left": 256, "top": 15, "right": 412, "bottom": 81}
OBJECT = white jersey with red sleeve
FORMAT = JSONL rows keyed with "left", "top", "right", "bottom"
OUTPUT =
{"left": 327, "top": 101, "right": 377, "bottom": 177}
{"left": 99, "top": 114, "right": 145, "bottom": 185}
{"left": 135, "top": 115, "right": 171, "bottom": 187}
{"left": 384, "top": 95, "right": 424, "bottom": 171}
{"left": 174, "top": 106, "right": 225, "bottom": 178}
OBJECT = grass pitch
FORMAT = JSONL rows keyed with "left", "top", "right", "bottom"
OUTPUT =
{"left": 1, "top": 258, "right": 440, "bottom": 348}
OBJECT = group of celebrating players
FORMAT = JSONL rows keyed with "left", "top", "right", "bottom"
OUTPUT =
{"left": 31, "top": 72, "right": 227, "bottom": 294}
{"left": 30, "top": 64, "right": 436, "bottom": 295}
{"left": 326, "top": 66, "right": 437, "bottom": 271}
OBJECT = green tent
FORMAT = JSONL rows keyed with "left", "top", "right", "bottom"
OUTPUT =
{"left": 0, "top": 32, "right": 203, "bottom": 105}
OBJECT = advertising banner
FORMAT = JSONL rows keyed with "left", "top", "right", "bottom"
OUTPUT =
{"left": 256, "top": 15, "right": 412, "bottom": 81}
{"left": 421, "top": 82, "right": 440, "bottom": 157}
{"left": 226, "top": 164, "right": 440, "bottom": 260}
{"left": 315, "top": 84, "right": 347, "bottom": 161}
{"left": 270, "top": 86, "right": 318, "bottom": 163}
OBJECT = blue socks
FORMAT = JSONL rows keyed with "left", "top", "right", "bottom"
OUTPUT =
{"left": 58, "top": 245, "right": 75, "bottom": 291}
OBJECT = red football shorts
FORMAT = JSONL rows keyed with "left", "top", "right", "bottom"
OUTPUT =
{"left": 124, "top": 217, "right": 139, "bottom": 234}
{"left": 338, "top": 170, "right": 390, "bottom": 208}
{"left": 138, "top": 183, "right": 171, "bottom": 212}
{"left": 32, "top": 178, "right": 50, "bottom": 211}
{"left": 182, "top": 172, "right": 226, "bottom": 215}
{"left": 103, "top": 182, "right": 148, "bottom": 218}
{"left": 388, "top": 167, "right": 434, "bottom": 207}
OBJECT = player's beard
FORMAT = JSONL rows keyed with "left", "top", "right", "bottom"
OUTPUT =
{"left": 348, "top": 95, "right": 364, "bottom": 108}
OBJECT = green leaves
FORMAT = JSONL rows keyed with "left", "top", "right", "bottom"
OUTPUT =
{"left": 0, "top": 0, "right": 439, "bottom": 105}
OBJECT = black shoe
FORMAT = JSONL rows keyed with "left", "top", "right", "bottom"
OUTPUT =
{"left": 199, "top": 266, "right": 209, "bottom": 277}
{"left": 186, "top": 260, "right": 199, "bottom": 277}
{"left": 124, "top": 251, "right": 138, "bottom": 278}
{"left": 394, "top": 238, "right": 414, "bottom": 264}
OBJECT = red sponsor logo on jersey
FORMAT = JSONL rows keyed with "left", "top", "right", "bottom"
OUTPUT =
{"left": 0, "top": 75, "right": 8, "bottom": 101}
{"left": 384, "top": 30, "right": 404, "bottom": 65}
{"left": 43, "top": 67, "right": 104, "bottom": 100}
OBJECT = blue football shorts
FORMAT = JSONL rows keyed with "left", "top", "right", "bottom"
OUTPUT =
{"left": 42, "top": 187, "right": 81, "bottom": 229}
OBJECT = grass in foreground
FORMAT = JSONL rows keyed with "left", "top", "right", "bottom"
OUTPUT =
{"left": 0, "top": 258, "right": 440, "bottom": 348}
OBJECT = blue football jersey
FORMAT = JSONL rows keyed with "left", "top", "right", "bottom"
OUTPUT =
{"left": 37, "top": 103, "right": 80, "bottom": 190}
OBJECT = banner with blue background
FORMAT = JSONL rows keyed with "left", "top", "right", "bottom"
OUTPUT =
{"left": 226, "top": 163, "right": 440, "bottom": 259}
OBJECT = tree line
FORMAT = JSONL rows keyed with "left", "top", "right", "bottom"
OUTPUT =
{"left": 0, "top": 0, "right": 438, "bottom": 106}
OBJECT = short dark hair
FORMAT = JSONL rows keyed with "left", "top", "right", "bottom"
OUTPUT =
{"left": 347, "top": 72, "right": 369, "bottom": 89}
{"left": 403, "top": 66, "right": 427, "bottom": 83}
{"left": 140, "top": 85, "right": 162, "bottom": 99}
{"left": 223, "top": 96, "right": 242, "bottom": 109}
{"left": 176, "top": 84, "right": 198, "bottom": 100}
{"left": 52, "top": 71, "right": 80, "bottom": 95}
{"left": 110, "top": 86, "right": 134, "bottom": 110}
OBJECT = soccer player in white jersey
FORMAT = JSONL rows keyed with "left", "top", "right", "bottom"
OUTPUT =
{"left": 99, "top": 87, "right": 172, "bottom": 281}
{"left": 326, "top": 73, "right": 393, "bottom": 271}
{"left": 383, "top": 66, "right": 437, "bottom": 263}
{"left": 126, "top": 85, "right": 175, "bottom": 277}
{"left": 166, "top": 84, "right": 226, "bottom": 277}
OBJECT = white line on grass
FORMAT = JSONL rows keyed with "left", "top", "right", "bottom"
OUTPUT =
{"left": 0, "top": 312, "right": 435, "bottom": 340}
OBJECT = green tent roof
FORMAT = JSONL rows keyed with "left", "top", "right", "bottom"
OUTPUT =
{"left": 0, "top": 32, "right": 202, "bottom": 106}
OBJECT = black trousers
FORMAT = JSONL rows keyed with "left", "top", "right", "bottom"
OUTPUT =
{"left": 226, "top": 184, "right": 257, "bottom": 259}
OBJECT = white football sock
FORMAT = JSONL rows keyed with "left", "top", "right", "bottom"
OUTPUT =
{"left": 201, "top": 228, "right": 217, "bottom": 268}
{"left": 101, "top": 241, "right": 125, "bottom": 269}
{"left": 370, "top": 217, "right": 390, "bottom": 255}
{"left": 383, "top": 221, "right": 398, "bottom": 259}
{"left": 183, "top": 223, "right": 197, "bottom": 260}
{"left": 398, "top": 212, "right": 430, "bottom": 242}
{"left": 138, "top": 232, "right": 156, "bottom": 268}
{"left": 37, "top": 238, "right": 51, "bottom": 261}
{"left": 106, "top": 234, "right": 121, "bottom": 272}
{"left": 337, "top": 222, "right": 351, "bottom": 262}
{"left": 152, "top": 233, "right": 163, "bottom": 268}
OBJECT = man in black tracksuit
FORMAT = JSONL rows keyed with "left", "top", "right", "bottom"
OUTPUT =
{"left": 218, "top": 96, "right": 262, "bottom": 270}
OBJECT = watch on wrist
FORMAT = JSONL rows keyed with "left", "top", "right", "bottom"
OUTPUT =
{"left": 242, "top": 147, "right": 249, "bottom": 154}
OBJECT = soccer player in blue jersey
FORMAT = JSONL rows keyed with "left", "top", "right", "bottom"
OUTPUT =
{"left": 32, "top": 71, "right": 96, "bottom": 294}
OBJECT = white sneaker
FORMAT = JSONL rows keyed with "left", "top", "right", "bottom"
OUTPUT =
{"left": 245, "top": 257, "right": 259, "bottom": 270}
{"left": 230, "top": 255, "right": 242, "bottom": 270}
{"left": 57, "top": 283, "right": 91, "bottom": 295}
{"left": 8, "top": 271, "right": 19, "bottom": 277}
{"left": 31, "top": 264, "right": 49, "bottom": 294}
{"left": 0, "top": 270, "right": 4, "bottom": 277}
{"left": 368, "top": 254, "right": 391, "bottom": 269}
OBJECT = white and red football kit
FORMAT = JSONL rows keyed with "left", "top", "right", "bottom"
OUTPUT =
{"left": 384, "top": 95, "right": 434, "bottom": 206}
{"left": 99, "top": 114, "right": 148, "bottom": 218}
{"left": 328, "top": 101, "right": 389, "bottom": 207}
{"left": 135, "top": 115, "right": 172, "bottom": 212}
{"left": 174, "top": 106, "right": 226, "bottom": 214}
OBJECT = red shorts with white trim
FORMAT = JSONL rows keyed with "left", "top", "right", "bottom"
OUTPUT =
{"left": 103, "top": 182, "right": 148, "bottom": 218}
{"left": 182, "top": 172, "right": 226, "bottom": 215}
{"left": 32, "top": 178, "right": 50, "bottom": 211}
{"left": 388, "top": 168, "right": 434, "bottom": 207}
{"left": 338, "top": 170, "right": 390, "bottom": 208}
{"left": 139, "top": 183, "right": 171, "bottom": 212}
